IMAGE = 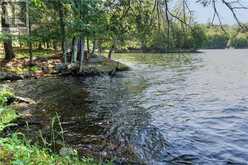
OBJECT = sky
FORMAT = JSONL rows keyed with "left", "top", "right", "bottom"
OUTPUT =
{"left": 187, "top": 1, "right": 248, "bottom": 25}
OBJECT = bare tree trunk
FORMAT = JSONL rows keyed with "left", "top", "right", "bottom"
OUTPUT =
{"left": 86, "top": 37, "right": 90, "bottom": 52}
{"left": 164, "top": 0, "right": 170, "bottom": 50}
{"left": 79, "top": 35, "right": 85, "bottom": 72}
{"left": 72, "top": 38, "right": 78, "bottom": 63}
{"left": 46, "top": 42, "right": 50, "bottom": 49}
{"left": 108, "top": 44, "right": 114, "bottom": 60}
{"left": 98, "top": 40, "right": 102, "bottom": 56}
{"left": 3, "top": 38, "right": 15, "bottom": 61}
{"left": 27, "top": 4, "right": 32, "bottom": 64}
{"left": 108, "top": 39, "right": 116, "bottom": 60}
{"left": 1, "top": 2, "right": 15, "bottom": 61}
{"left": 91, "top": 39, "right": 97, "bottom": 55}
{"left": 38, "top": 42, "right": 42, "bottom": 50}
{"left": 58, "top": 2, "right": 66, "bottom": 63}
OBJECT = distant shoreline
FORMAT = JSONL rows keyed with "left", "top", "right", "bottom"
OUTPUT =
{"left": 115, "top": 48, "right": 248, "bottom": 54}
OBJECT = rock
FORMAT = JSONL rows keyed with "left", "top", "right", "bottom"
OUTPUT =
{"left": 55, "top": 64, "right": 67, "bottom": 73}
{"left": 59, "top": 147, "right": 77, "bottom": 157}
{"left": 15, "top": 96, "right": 36, "bottom": 104}
{"left": 21, "top": 72, "right": 33, "bottom": 79}
{"left": 0, "top": 72, "right": 23, "bottom": 81}
{"left": 88, "top": 56, "right": 106, "bottom": 63}
{"left": 67, "top": 63, "right": 79, "bottom": 71}
{"left": 41, "top": 66, "right": 49, "bottom": 73}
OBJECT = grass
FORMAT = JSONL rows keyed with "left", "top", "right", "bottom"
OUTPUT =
{"left": 0, "top": 107, "right": 17, "bottom": 132}
{"left": 0, "top": 48, "right": 56, "bottom": 75}
{"left": 0, "top": 87, "right": 109, "bottom": 165}
{"left": 0, "top": 87, "right": 15, "bottom": 106}
{"left": 0, "top": 86, "right": 17, "bottom": 132}
{"left": 0, "top": 134, "right": 100, "bottom": 165}
{"left": 0, "top": 48, "right": 55, "bottom": 59}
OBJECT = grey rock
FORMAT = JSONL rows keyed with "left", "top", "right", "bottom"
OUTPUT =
{"left": 88, "top": 56, "right": 106, "bottom": 63}
{"left": 55, "top": 64, "right": 67, "bottom": 73}
{"left": 0, "top": 71, "right": 23, "bottom": 81}
{"left": 41, "top": 66, "right": 49, "bottom": 73}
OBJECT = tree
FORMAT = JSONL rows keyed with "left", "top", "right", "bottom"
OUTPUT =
{"left": 1, "top": 1, "right": 15, "bottom": 61}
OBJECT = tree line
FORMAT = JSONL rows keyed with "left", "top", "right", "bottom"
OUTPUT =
{"left": 1, "top": 0, "right": 247, "bottom": 66}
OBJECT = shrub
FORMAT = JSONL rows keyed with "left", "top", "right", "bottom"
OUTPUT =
{"left": 0, "top": 87, "right": 14, "bottom": 106}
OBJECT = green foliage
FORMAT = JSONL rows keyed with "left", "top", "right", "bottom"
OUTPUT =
{"left": 30, "top": 66, "right": 40, "bottom": 73}
{"left": 204, "top": 33, "right": 229, "bottom": 49}
{"left": 0, "top": 87, "right": 17, "bottom": 131}
{"left": 0, "top": 134, "right": 102, "bottom": 165}
{"left": 2, "top": 0, "right": 248, "bottom": 57}
{"left": 0, "top": 87, "right": 14, "bottom": 106}
{"left": 190, "top": 25, "right": 207, "bottom": 49}
{"left": 0, "top": 107, "right": 17, "bottom": 132}
{"left": 202, "top": 25, "right": 248, "bottom": 49}
{"left": 230, "top": 34, "right": 248, "bottom": 48}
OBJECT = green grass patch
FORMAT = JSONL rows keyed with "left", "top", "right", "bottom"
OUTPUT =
{"left": 0, "top": 134, "right": 102, "bottom": 165}
{"left": 0, "top": 86, "right": 18, "bottom": 133}
{"left": 0, "top": 87, "right": 14, "bottom": 106}
{"left": 0, "top": 48, "right": 55, "bottom": 59}
{"left": 0, "top": 107, "right": 17, "bottom": 132}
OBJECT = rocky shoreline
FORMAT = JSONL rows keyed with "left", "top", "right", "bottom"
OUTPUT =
{"left": 0, "top": 55, "right": 129, "bottom": 82}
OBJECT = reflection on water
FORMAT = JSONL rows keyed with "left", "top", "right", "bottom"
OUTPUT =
{"left": 11, "top": 49, "right": 248, "bottom": 164}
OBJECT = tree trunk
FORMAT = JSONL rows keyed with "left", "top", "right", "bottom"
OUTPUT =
{"left": 71, "top": 37, "right": 75, "bottom": 63}
{"left": 1, "top": 2, "right": 15, "bottom": 61}
{"left": 3, "top": 39, "right": 15, "bottom": 61}
{"left": 38, "top": 42, "right": 42, "bottom": 50}
{"left": 53, "top": 41, "right": 58, "bottom": 51}
{"left": 58, "top": 2, "right": 66, "bottom": 63}
{"left": 108, "top": 44, "right": 115, "bottom": 60}
{"left": 98, "top": 40, "right": 102, "bottom": 56}
{"left": 91, "top": 39, "right": 97, "bottom": 55}
{"left": 108, "top": 39, "right": 116, "bottom": 60}
{"left": 46, "top": 42, "right": 50, "bottom": 49}
{"left": 79, "top": 36, "right": 85, "bottom": 72}
{"left": 86, "top": 37, "right": 90, "bottom": 52}
{"left": 27, "top": 7, "right": 32, "bottom": 64}
{"left": 72, "top": 38, "right": 78, "bottom": 63}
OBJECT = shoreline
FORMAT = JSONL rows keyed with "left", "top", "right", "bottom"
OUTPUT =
{"left": 0, "top": 55, "right": 130, "bottom": 82}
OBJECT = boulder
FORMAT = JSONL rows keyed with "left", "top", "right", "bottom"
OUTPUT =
{"left": 41, "top": 66, "right": 49, "bottom": 74}
{"left": 67, "top": 63, "right": 79, "bottom": 71}
{"left": 0, "top": 72, "right": 23, "bottom": 81}
{"left": 88, "top": 56, "right": 106, "bottom": 63}
{"left": 55, "top": 64, "right": 67, "bottom": 73}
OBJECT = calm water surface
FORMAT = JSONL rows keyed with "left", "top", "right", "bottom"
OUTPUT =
{"left": 12, "top": 49, "right": 248, "bottom": 164}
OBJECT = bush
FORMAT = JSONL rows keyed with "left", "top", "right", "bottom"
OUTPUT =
{"left": 0, "top": 87, "right": 14, "bottom": 106}
{"left": 230, "top": 36, "right": 248, "bottom": 48}
{"left": 0, "top": 107, "right": 17, "bottom": 132}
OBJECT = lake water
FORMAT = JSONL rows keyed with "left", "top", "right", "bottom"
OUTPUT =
{"left": 12, "top": 49, "right": 248, "bottom": 164}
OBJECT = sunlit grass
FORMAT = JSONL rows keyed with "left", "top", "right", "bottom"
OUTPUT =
{"left": 0, "top": 87, "right": 14, "bottom": 106}
{"left": 0, "top": 107, "right": 17, "bottom": 132}
{"left": 0, "top": 48, "right": 55, "bottom": 59}
{"left": 0, "top": 86, "right": 17, "bottom": 132}
{"left": 0, "top": 134, "right": 101, "bottom": 165}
